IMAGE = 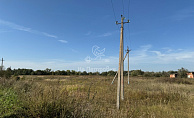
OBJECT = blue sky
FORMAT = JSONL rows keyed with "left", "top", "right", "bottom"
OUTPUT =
{"left": 0, "top": 0, "right": 194, "bottom": 72}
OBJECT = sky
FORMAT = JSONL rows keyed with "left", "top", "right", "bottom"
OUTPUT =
{"left": 0, "top": 0, "right": 194, "bottom": 72}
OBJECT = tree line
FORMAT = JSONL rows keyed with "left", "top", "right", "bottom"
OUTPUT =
{"left": 0, "top": 67, "right": 189, "bottom": 78}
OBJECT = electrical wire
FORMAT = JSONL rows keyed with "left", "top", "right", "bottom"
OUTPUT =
{"left": 122, "top": 0, "right": 125, "bottom": 15}
{"left": 110, "top": 0, "right": 132, "bottom": 49}
{"left": 127, "top": 0, "right": 131, "bottom": 20}
{"left": 110, "top": 0, "right": 117, "bottom": 22}
{"left": 110, "top": 0, "right": 120, "bottom": 30}
{"left": 127, "top": 0, "right": 132, "bottom": 50}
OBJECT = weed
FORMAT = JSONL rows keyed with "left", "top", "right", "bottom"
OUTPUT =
{"left": 0, "top": 88, "right": 23, "bottom": 117}
{"left": 0, "top": 76, "right": 194, "bottom": 117}
{"left": 158, "top": 78, "right": 193, "bottom": 85}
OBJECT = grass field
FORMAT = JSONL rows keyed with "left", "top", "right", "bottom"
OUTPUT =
{"left": 0, "top": 75, "right": 194, "bottom": 117}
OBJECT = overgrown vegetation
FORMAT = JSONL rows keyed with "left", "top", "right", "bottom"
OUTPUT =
{"left": 0, "top": 75, "right": 194, "bottom": 117}
{"left": 158, "top": 77, "right": 193, "bottom": 85}
{"left": 2, "top": 67, "right": 190, "bottom": 78}
{"left": 0, "top": 87, "right": 23, "bottom": 117}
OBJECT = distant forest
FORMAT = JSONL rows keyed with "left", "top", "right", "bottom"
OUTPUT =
{"left": 0, "top": 67, "right": 189, "bottom": 78}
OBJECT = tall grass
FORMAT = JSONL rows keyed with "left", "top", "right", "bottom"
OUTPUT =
{"left": 0, "top": 76, "right": 194, "bottom": 117}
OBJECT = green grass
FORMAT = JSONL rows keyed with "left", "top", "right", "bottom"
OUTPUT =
{"left": 0, "top": 88, "right": 23, "bottom": 118}
{"left": 0, "top": 75, "right": 194, "bottom": 117}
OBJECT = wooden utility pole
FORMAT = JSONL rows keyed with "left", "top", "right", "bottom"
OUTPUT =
{"left": 116, "top": 15, "right": 129, "bottom": 109}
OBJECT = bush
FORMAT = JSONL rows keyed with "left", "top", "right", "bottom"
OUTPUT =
{"left": 0, "top": 70, "right": 12, "bottom": 79}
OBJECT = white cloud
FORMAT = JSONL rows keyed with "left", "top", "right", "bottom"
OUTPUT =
{"left": 130, "top": 46, "right": 194, "bottom": 65}
{"left": 4, "top": 45, "right": 194, "bottom": 72}
{"left": 58, "top": 40, "right": 68, "bottom": 43}
{"left": 133, "top": 44, "right": 152, "bottom": 57}
{"left": 151, "top": 51, "right": 165, "bottom": 57}
{"left": 99, "top": 32, "right": 112, "bottom": 37}
{"left": 5, "top": 58, "right": 117, "bottom": 72}
{"left": 42, "top": 32, "right": 58, "bottom": 38}
{"left": 162, "top": 47, "right": 173, "bottom": 53}
{"left": 0, "top": 19, "right": 57, "bottom": 38}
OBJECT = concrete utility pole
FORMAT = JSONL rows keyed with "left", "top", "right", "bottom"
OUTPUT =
{"left": 0, "top": 58, "right": 4, "bottom": 71}
{"left": 128, "top": 48, "right": 130, "bottom": 84}
{"left": 126, "top": 47, "right": 131, "bottom": 85}
{"left": 116, "top": 15, "right": 129, "bottom": 109}
{"left": 111, "top": 47, "right": 130, "bottom": 85}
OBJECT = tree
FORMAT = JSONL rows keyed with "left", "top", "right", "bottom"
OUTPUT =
{"left": 154, "top": 72, "right": 162, "bottom": 77}
{"left": 66, "top": 70, "right": 71, "bottom": 75}
{"left": 82, "top": 71, "right": 88, "bottom": 75}
{"left": 88, "top": 72, "right": 93, "bottom": 75}
{"left": 107, "top": 70, "right": 116, "bottom": 76}
{"left": 101, "top": 72, "right": 107, "bottom": 76}
{"left": 55, "top": 70, "right": 61, "bottom": 75}
{"left": 60, "top": 70, "right": 67, "bottom": 75}
{"left": 36, "top": 70, "right": 45, "bottom": 75}
{"left": 143, "top": 72, "right": 152, "bottom": 77}
{"left": 161, "top": 71, "right": 169, "bottom": 77}
{"left": 44, "top": 68, "right": 51, "bottom": 75}
{"left": 77, "top": 71, "right": 82, "bottom": 75}
{"left": 0, "top": 68, "right": 12, "bottom": 80}
{"left": 131, "top": 70, "right": 144, "bottom": 77}
{"left": 94, "top": 72, "right": 100, "bottom": 75}
{"left": 4, "top": 70, "right": 11, "bottom": 79}
{"left": 71, "top": 70, "right": 76, "bottom": 75}
{"left": 168, "top": 70, "right": 177, "bottom": 74}
{"left": 0, "top": 71, "right": 4, "bottom": 78}
{"left": 178, "top": 67, "right": 188, "bottom": 78}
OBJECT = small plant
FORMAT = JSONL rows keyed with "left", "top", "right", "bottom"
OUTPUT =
{"left": 0, "top": 88, "right": 23, "bottom": 117}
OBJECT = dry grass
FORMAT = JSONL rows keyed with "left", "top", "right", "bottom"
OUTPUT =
{"left": 0, "top": 75, "right": 194, "bottom": 117}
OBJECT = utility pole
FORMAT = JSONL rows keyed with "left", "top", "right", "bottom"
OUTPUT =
{"left": 111, "top": 47, "right": 130, "bottom": 85}
{"left": 126, "top": 47, "right": 131, "bottom": 84}
{"left": 0, "top": 58, "right": 4, "bottom": 71}
{"left": 128, "top": 48, "right": 130, "bottom": 84}
{"left": 116, "top": 15, "right": 130, "bottom": 109}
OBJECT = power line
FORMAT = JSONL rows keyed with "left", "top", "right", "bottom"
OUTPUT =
{"left": 110, "top": 0, "right": 117, "bottom": 22}
{"left": 110, "top": 0, "right": 120, "bottom": 30}
{"left": 122, "top": 0, "right": 125, "bottom": 15}
{"left": 110, "top": 0, "right": 131, "bottom": 48}
{"left": 123, "top": 0, "right": 131, "bottom": 49}
{"left": 127, "top": 0, "right": 132, "bottom": 49}
{"left": 123, "top": 0, "right": 131, "bottom": 51}
{"left": 127, "top": 0, "right": 131, "bottom": 19}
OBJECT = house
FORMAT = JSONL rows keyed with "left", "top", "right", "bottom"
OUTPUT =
{"left": 170, "top": 73, "right": 177, "bottom": 78}
{"left": 187, "top": 72, "right": 194, "bottom": 78}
